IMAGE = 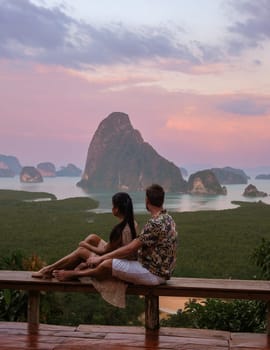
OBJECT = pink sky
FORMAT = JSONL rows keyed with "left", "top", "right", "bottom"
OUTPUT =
{"left": 1, "top": 0, "right": 270, "bottom": 173}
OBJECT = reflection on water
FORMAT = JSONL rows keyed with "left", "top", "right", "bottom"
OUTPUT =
{"left": 0, "top": 176, "right": 270, "bottom": 213}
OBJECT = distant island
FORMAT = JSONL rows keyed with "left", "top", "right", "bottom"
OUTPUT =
{"left": 256, "top": 174, "right": 270, "bottom": 180}
{"left": 187, "top": 169, "right": 227, "bottom": 195}
{"left": 211, "top": 166, "right": 249, "bottom": 184}
{"left": 243, "top": 184, "right": 268, "bottom": 197}
{"left": 0, "top": 154, "right": 82, "bottom": 181}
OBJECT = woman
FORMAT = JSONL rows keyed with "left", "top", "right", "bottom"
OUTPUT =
{"left": 32, "top": 192, "right": 137, "bottom": 279}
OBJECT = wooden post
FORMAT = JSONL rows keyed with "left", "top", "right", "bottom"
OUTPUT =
{"left": 27, "top": 290, "right": 40, "bottom": 329}
{"left": 145, "top": 295, "right": 159, "bottom": 330}
{"left": 267, "top": 301, "right": 270, "bottom": 336}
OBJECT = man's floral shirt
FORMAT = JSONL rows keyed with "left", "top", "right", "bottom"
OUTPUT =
{"left": 138, "top": 210, "right": 177, "bottom": 279}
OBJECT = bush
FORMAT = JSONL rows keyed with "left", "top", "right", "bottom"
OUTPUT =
{"left": 162, "top": 236, "right": 270, "bottom": 332}
{"left": 161, "top": 298, "right": 266, "bottom": 332}
{"left": 0, "top": 251, "right": 60, "bottom": 323}
{"left": 0, "top": 289, "right": 27, "bottom": 322}
{"left": 252, "top": 238, "right": 270, "bottom": 280}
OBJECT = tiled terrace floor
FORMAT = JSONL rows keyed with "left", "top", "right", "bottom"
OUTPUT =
{"left": 0, "top": 322, "right": 270, "bottom": 350}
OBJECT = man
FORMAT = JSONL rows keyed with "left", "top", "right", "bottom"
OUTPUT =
{"left": 53, "top": 184, "right": 177, "bottom": 285}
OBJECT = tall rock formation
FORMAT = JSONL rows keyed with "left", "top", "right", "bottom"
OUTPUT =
{"left": 77, "top": 112, "right": 187, "bottom": 192}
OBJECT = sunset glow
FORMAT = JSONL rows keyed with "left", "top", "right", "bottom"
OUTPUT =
{"left": 0, "top": 0, "right": 269, "bottom": 173}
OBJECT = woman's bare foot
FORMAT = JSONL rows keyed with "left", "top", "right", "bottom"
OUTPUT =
{"left": 32, "top": 266, "right": 53, "bottom": 279}
{"left": 32, "top": 271, "right": 44, "bottom": 278}
{"left": 52, "top": 269, "right": 78, "bottom": 281}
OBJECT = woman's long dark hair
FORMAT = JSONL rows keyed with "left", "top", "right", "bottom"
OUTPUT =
{"left": 109, "top": 192, "right": 137, "bottom": 243}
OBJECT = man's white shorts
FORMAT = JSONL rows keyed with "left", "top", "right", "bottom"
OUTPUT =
{"left": 112, "top": 259, "right": 166, "bottom": 285}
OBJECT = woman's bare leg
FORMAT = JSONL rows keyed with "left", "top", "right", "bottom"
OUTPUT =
{"left": 84, "top": 233, "right": 101, "bottom": 246}
{"left": 32, "top": 247, "right": 89, "bottom": 278}
{"left": 53, "top": 259, "right": 113, "bottom": 281}
{"left": 32, "top": 234, "right": 102, "bottom": 278}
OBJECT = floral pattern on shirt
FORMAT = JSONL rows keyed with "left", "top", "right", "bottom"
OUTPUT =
{"left": 137, "top": 210, "right": 177, "bottom": 279}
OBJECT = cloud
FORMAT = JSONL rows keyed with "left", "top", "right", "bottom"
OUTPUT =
{"left": 217, "top": 97, "right": 270, "bottom": 116}
{"left": 0, "top": 0, "right": 235, "bottom": 75}
{"left": 0, "top": 0, "right": 202, "bottom": 69}
{"left": 0, "top": 0, "right": 72, "bottom": 55}
{"left": 227, "top": 0, "right": 270, "bottom": 52}
{"left": 1, "top": 0, "right": 269, "bottom": 84}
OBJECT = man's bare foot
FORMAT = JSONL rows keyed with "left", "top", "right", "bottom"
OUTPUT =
{"left": 52, "top": 269, "right": 78, "bottom": 281}
{"left": 74, "top": 262, "right": 88, "bottom": 271}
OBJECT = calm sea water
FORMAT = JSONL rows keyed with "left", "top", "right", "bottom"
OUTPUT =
{"left": 1, "top": 176, "right": 270, "bottom": 213}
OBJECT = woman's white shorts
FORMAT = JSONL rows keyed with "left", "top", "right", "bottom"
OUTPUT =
{"left": 112, "top": 259, "right": 166, "bottom": 285}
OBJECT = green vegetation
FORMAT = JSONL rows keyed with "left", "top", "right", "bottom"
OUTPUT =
{"left": 1, "top": 189, "right": 270, "bottom": 329}
{"left": 0, "top": 189, "right": 57, "bottom": 201}
{"left": 1, "top": 190, "right": 269, "bottom": 279}
{"left": 0, "top": 190, "right": 99, "bottom": 260}
{"left": 174, "top": 200, "right": 270, "bottom": 279}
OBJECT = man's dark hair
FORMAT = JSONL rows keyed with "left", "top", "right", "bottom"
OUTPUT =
{"left": 146, "top": 184, "right": 165, "bottom": 207}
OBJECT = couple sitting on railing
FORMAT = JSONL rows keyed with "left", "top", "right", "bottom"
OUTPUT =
{"left": 32, "top": 184, "right": 177, "bottom": 307}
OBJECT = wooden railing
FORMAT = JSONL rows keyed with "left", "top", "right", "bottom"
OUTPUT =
{"left": 1, "top": 270, "right": 270, "bottom": 333}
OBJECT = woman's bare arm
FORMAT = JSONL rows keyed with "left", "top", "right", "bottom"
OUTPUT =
{"left": 79, "top": 237, "right": 121, "bottom": 255}
{"left": 87, "top": 238, "right": 142, "bottom": 267}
